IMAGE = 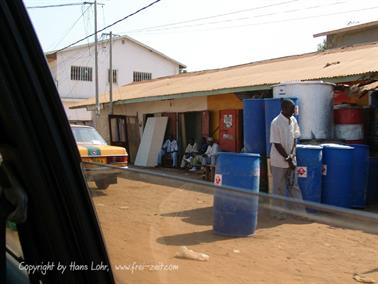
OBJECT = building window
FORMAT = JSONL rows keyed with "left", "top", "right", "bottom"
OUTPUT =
{"left": 70, "top": 66, "right": 93, "bottom": 81}
{"left": 133, "top": 71, "right": 152, "bottom": 82}
{"left": 108, "top": 69, "right": 118, "bottom": 84}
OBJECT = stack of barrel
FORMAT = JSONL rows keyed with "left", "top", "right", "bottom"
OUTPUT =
{"left": 334, "top": 107, "right": 364, "bottom": 144}
{"left": 295, "top": 143, "right": 370, "bottom": 208}
{"left": 241, "top": 81, "right": 374, "bottom": 209}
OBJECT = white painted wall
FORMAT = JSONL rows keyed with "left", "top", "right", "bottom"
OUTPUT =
{"left": 49, "top": 36, "right": 182, "bottom": 121}
{"left": 62, "top": 99, "right": 92, "bottom": 122}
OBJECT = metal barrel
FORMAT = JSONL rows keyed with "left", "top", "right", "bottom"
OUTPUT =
{"left": 213, "top": 153, "right": 260, "bottom": 236}
{"left": 296, "top": 145, "right": 323, "bottom": 205}
{"left": 243, "top": 99, "right": 266, "bottom": 155}
{"left": 350, "top": 144, "right": 369, "bottom": 208}
{"left": 367, "top": 157, "right": 378, "bottom": 205}
{"left": 321, "top": 144, "right": 354, "bottom": 208}
{"left": 273, "top": 81, "right": 334, "bottom": 140}
{"left": 334, "top": 108, "right": 364, "bottom": 144}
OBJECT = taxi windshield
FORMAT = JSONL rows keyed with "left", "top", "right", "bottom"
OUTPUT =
{"left": 71, "top": 126, "right": 107, "bottom": 145}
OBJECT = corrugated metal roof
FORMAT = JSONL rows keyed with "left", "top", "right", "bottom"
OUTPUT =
{"left": 313, "top": 21, "right": 378, "bottom": 37}
{"left": 71, "top": 42, "right": 378, "bottom": 109}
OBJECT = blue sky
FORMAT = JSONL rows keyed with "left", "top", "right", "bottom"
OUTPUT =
{"left": 24, "top": 0, "right": 378, "bottom": 71}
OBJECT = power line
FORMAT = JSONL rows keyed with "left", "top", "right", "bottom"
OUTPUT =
{"left": 26, "top": 2, "right": 97, "bottom": 9}
{"left": 125, "top": 0, "right": 354, "bottom": 33}
{"left": 50, "top": 3, "right": 93, "bottom": 50}
{"left": 126, "top": 0, "right": 301, "bottom": 33}
{"left": 139, "top": 6, "right": 378, "bottom": 35}
{"left": 125, "top": 6, "right": 378, "bottom": 34}
{"left": 57, "top": 0, "right": 161, "bottom": 52}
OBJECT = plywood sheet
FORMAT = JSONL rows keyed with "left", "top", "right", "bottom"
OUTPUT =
{"left": 134, "top": 117, "right": 168, "bottom": 167}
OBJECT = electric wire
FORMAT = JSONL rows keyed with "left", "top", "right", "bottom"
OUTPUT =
{"left": 125, "top": 0, "right": 359, "bottom": 34}
{"left": 50, "top": 3, "right": 93, "bottom": 50}
{"left": 125, "top": 0, "right": 301, "bottom": 33}
{"left": 127, "top": 6, "right": 378, "bottom": 35}
{"left": 26, "top": 2, "right": 97, "bottom": 9}
{"left": 57, "top": 0, "right": 161, "bottom": 52}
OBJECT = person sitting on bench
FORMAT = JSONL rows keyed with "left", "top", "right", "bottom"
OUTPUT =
{"left": 190, "top": 137, "right": 219, "bottom": 171}
{"left": 157, "top": 135, "right": 178, "bottom": 167}
{"left": 180, "top": 138, "right": 198, "bottom": 168}
{"left": 201, "top": 137, "right": 219, "bottom": 167}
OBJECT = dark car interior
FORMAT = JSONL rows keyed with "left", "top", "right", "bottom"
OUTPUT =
{"left": 0, "top": 1, "right": 115, "bottom": 283}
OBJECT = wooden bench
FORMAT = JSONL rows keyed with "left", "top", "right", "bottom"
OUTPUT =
{"left": 202, "top": 165, "right": 215, "bottom": 182}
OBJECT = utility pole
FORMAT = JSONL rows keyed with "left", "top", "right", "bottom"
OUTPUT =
{"left": 109, "top": 31, "right": 113, "bottom": 115}
{"left": 103, "top": 32, "right": 118, "bottom": 115}
{"left": 94, "top": 0, "right": 100, "bottom": 125}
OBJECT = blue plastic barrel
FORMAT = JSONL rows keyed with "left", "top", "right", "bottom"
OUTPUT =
{"left": 295, "top": 145, "right": 323, "bottom": 204}
{"left": 213, "top": 153, "right": 260, "bottom": 236}
{"left": 350, "top": 144, "right": 369, "bottom": 208}
{"left": 265, "top": 98, "right": 298, "bottom": 156}
{"left": 367, "top": 157, "right": 378, "bottom": 205}
{"left": 321, "top": 144, "right": 354, "bottom": 208}
{"left": 243, "top": 99, "right": 266, "bottom": 155}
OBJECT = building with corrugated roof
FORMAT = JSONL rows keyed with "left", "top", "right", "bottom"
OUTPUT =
{"left": 313, "top": 21, "right": 378, "bottom": 49}
{"left": 71, "top": 42, "right": 378, "bottom": 163}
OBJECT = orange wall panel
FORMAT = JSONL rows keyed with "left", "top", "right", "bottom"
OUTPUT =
{"left": 207, "top": 94, "right": 243, "bottom": 140}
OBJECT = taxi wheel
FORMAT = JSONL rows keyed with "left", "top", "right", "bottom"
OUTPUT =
{"left": 95, "top": 180, "right": 110, "bottom": 190}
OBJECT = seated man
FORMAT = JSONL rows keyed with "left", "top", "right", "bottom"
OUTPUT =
{"left": 197, "top": 137, "right": 208, "bottom": 156}
{"left": 180, "top": 138, "right": 198, "bottom": 168}
{"left": 190, "top": 137, "right": 219, "bottom": 171}
{"left": 157, "top": 135, "right": 178, "bottom": 167}
{"left": 201, "top": 137, "right": 219, "bottom": 167}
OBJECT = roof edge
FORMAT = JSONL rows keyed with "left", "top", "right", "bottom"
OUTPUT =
{"left": 70, "top": 73, "right": 378, "bottom": 110}
{"left": 313, "top": 21, "right": 378, "bottom": 38}
{"left": 45, "top": 34, "right": 186, "bottom": 68}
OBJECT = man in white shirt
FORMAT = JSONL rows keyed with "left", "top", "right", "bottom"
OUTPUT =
{"left": 157, "top": 135, "right": 178, "bottom": 167}
{"left": 270, "top": 99, "right": 302, "bottom": 217}
{"left": 180, "top": 138, "right": 198, "bottom": 168}
{"left": 190, "top": 137, "right": 219, "bottom": 171}
{"left": 202, "top": 137, "right": 219, "bottom": 166}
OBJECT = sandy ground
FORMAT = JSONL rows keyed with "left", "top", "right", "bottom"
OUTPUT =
{"left": 90, "top": 173, "right": 378, "bottom": 284}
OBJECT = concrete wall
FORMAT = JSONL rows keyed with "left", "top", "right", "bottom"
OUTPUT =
{"left": 62, "top": 99, "right": 92, "bottom": 122}
{"left": 327, "top": 27, "right": 378, "bottom": 48}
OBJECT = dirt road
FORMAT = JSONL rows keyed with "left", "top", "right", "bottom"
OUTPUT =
{"left": 90, "top": 174, "right": 378, "bottom": 284}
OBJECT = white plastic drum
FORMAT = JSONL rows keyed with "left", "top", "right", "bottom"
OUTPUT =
{"left": 273, "top": 81, "right": 335, "bottom": 140}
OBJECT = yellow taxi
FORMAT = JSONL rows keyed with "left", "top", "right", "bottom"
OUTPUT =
{"left": 71, "top": 125, "right": 128, "bottom": 189}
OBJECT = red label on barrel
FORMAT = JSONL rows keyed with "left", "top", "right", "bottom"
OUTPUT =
{"left": 214, "top": 174, "right": 222, "bottom": 186}
{"left": 297, "top": 166, "right": 307, "bottom": 178}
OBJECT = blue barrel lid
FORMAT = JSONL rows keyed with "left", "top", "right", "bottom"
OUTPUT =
{"left": 348, "top": 144, "right": 369, "bottom": 149}
{"left": 321, "top": 143, "right": 354, "bottom": 150}
{"left": 264, "top": 98, "right": 281, "bottom": 101}
{"left": 264, "top": 97, "right": 298, "bottom": 101}
{"left": 216, "top": 152, "right": 260, "bottom": 158}
{"left": 243, "top": 98, "right": 265, "bottom": 101}
{"left": 296, "top": 144, "right": 323, "bottom": 149}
